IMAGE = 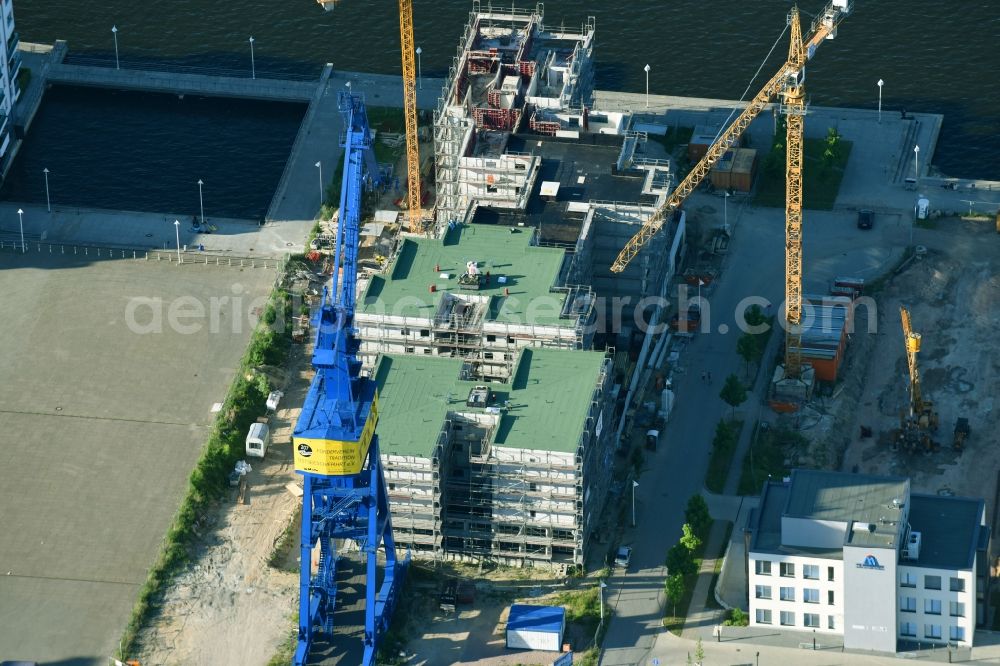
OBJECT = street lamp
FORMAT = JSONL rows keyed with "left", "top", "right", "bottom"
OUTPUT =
{"left": 756, "top": 651, "right": 760, "bottom": 666}
{"left": 43, "top": 168, "right": 51, "bottom": 213}
{"left": 415, "top": 46, "right": 423, "bottom": 90}
{"left": 173, "top": 219, "right": 182, "bottom": 264}
{"left": 16, "top": 207, "right": 24, "bottom": 253}
{"left": 913, "top": 144, "right": 920, "bottom": 181}
{"left": 724, "top": 190, "right": 730, "bottom": 229}
{"left": 111, "top": 25, "right": 120, "bottom": 70}
{"left": 877, "top": 79, "right": 884, "bottom": 124}
{"left": 631, "top": 480, "right": 639, "bottom": 527}
{"left": 197, "top": 179, "right": 205, "bottom": 227}
{"left": 315, "top": 161, "right": 324, "bottom": 209}
{"left": 644, "top": 64, "right": 651, "bottom": 109}
{"left": 249, "top": 36, "right": 256, "bottom": 79}
{"left": 599, "top": 580, "right": 607, "bottom": 620}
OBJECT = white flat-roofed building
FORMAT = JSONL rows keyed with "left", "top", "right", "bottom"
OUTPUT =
{"left": 0, "top": 0, "right": 21, "bottom": 162}
{"left": 748, "top": 469, "right": 989, "bottom": 652}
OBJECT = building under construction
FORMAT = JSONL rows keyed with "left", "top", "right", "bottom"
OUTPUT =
{"left": 355, "top": 223, "right": 596, "bottom": 379}
{"left": 372, "top": 348, "right": 613, "bottom": 570}
{"left": 433, "top": 2, "right": 612, "bottom": 231}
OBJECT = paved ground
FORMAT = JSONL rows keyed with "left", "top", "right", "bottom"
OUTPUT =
{"left": 0, "top": 251, "right": 273, "bottom": 664}
{"left": 595, "top": 95, "right": 998, "bottom": 665}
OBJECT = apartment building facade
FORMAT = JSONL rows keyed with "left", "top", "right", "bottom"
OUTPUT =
{"left": 0, "top": 0, "right": 20, "bottom": 164}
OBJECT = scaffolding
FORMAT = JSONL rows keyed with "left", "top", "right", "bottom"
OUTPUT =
{"left": 382, "top": 354, "right": 613, "bottom": 569}
{"left": 432, "top": 3, "right": 596, "bottom": 231}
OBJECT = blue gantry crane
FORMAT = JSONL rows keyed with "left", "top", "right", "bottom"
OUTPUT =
{"left": 292, "top": 91, "right": 406, "bottom": 666}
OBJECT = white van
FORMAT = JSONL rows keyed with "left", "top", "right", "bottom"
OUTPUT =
{"left": 245, "top": 422, "right": 271, "bottom": 458}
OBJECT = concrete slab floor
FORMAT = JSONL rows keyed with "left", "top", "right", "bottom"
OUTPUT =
{"left": 0, "top": 251, "right": 274, "bottom": 664}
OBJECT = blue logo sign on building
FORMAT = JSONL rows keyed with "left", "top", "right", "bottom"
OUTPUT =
{"left": 856, "top": 554, "right": 885, "bottom": 570}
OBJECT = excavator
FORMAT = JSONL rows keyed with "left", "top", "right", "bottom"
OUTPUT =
{"left": 896, "top": 306, "right": 938, "bottom": 453}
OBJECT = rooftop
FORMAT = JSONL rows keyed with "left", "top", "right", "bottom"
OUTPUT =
{"left": 907, "top": 493, "right": 984, "bottom": 571}
{"left": 785, "top": 468, "right": 908, "bottom": 525}
{"left": 472, "top": 136, "right": 653, "bottom": 243}
{"left": 751, "top": 480, "right": 844, "bottom": 559}
{"left": 372, "top": 348, "right": 606, "bottom": 458}
{"left": 360, "top": 224, "right": 568, "bottom": 326}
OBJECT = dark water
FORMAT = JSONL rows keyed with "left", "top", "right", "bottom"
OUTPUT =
{"left": 4, "top": 86, "right": 304, "bottom": 219}
{"left": 10, "top": 1, "right": 1000, "bottom": 180}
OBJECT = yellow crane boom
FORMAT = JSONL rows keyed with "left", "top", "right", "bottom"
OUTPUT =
{"left": 609, "top": 1, "right": 852, "bottom": 274}
{"left": 318, "top": 0, "right": 423, "bottom": 232}
{"left": 900, "top": 305, "right": 924, "bottom": 417}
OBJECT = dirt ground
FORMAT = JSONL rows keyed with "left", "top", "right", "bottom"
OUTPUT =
{"left": 827, "top": 217, "right": 1000, "bottom": 508}
{"left": 135, "top": 350, "right": 310, "bottom": 664}
{"left": 400, "top": 572, "right": 593, "bottom": 666}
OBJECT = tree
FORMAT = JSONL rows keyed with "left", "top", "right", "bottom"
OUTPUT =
{"left": 680, "top": 523, "right": 702, "bottom": 554}
{"left": 665, "top": 572, "right": 685, "bottom": 617}
{"left": 736, "top": 333, "right": 762, "bottom": 378}
{"left": 719, "top": 373, "right": 748, "bottom": 418}
{"left": 694, "top": 637, "right": 705, "bottom": 663}
{"left": 684, "top": 495, "right": 711, "bottom": 538}
{"left": 666, "top": 542, "right": 696, "bottom": 577}
{"left": 745, "top": 304, "right": 767, "bottom": 327}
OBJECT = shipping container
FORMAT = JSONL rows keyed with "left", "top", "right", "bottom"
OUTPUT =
{"left": 729, "top": 148, "right": 758, "bottom": 192}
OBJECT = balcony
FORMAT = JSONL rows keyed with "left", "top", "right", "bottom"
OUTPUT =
{"left": 6, "top": 31, "right": 17, "bottom": 60}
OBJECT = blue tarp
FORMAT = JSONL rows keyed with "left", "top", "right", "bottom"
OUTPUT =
{"left": 507, "top": 604, "right": 566, "bottom": 633}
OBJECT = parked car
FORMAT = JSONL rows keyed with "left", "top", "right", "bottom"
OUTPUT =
{"left": 614, "top": 545, "right": 632, "bottom": 570}
{"left": 857, "top": 209, "right": 874, "bottom": 230}
{"left": 309, "top": 235, "right": 335, "bottom": 250}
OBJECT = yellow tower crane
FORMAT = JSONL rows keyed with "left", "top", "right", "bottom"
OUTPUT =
{"left": 609, "top": 2, "right": 852, "bottom": 403}
{"left": 317, "top": 0, "right": 423, "bottom": 232}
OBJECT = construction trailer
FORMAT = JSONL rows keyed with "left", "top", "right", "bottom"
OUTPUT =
{"left": 505, "top": 604, "right": 566, "bottom": 652}
{"left": 372, "top": 348, "right": 614, "bottom": 571}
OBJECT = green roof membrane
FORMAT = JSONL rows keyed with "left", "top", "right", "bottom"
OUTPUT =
{"left": 373, "top": 349, "right": 605, "bottom": 458}
{"left": 361, "top": 224, "right": 568, "bottom": 326}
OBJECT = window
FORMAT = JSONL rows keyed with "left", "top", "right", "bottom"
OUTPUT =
{"left": 780, "top": 611, "right": 795, "bottom": 626}
{"left": 423, "top": 348, "right": 432, "bottom": 354}
{"left": 755, "top": 585, "right": 772, "bottom": 600}
{"left": 405, "top": 346, "right": 415, "bottom": 353}
{"left": 803, "top": 613, "right": 820, "bottom": 628}
{"left": 780, "top": 562, "right": 795, "bottom": 578}
{"left": 803, "top": 564, "right": 819, "bottom": 580}
{"left": 827, "top": 566, "right": 835, "bottom": 582}
{"left": 949, "top": 601, "right": 965, "bottom": 618}
{"left": 484, "top": 352, "right": 494, "bottom": 359}
{"left": 901, "top": 572, "right": 917, "bottom": 588}
{"left": 419, "top": 329, "right": 430, "bottom": 337}
{"left": 780, "top": 587, "right": 795, "bottom": 602}
{"left": 401, "top": 327, "right": 410, "bottom": 336}
{"left": 924, "top": 624, "right": 942, "bottom": 640}
{"left": 900, "top": 597, "right": 916, "bottom": 613}
{"left": 925, "top": 575, "right": 942, "bottom": 590}
{"left": 925, "top": 599, "right": 942, "bottom": 615}
{"left": 803, "top": 588, "right": 819, "bottom": 604}
{"left": 755, "top": 560, "right": 772, "bottom": 576}
{"left": 900, "top": 621, "right": 917, "bottom": 637}
{"left": 756, "top": 609, "right": 772, "bottom": 625}
{"left": 828, "top": 616, "right": 836, "bottom": 630}
{"left": 828, "top": 590, "right": 835, "bottom": 605}
{"left": 950, "top": 577, "right": 966, "bottom": 592}
{"left": 950, "top": 625, "right": 965, "bottom": 642}
{"left": 486, "top": 334, "right": 496, "bottom": 342}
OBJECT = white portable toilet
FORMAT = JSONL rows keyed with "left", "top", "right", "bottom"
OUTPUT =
{"left": 245, "top": 422, "right": 271, "bottom": 458}
{"left": 915, "top": 197, "right": 930, "bottom": 220}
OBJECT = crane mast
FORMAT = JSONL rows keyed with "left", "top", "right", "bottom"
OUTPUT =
{"left": 609, "top": 1, "right": 853, "bottom": 274}
{"left": 781, "top": 7, "right": 807, "bottom": 378}
{"left": 398, "top": 0, "right": 423, "bottom": 232}
{"left": 292, "top": 92, "right": 405, "bottom": 666}
{"left": 318, "top": 0, "right": 423, "bottom": 232}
